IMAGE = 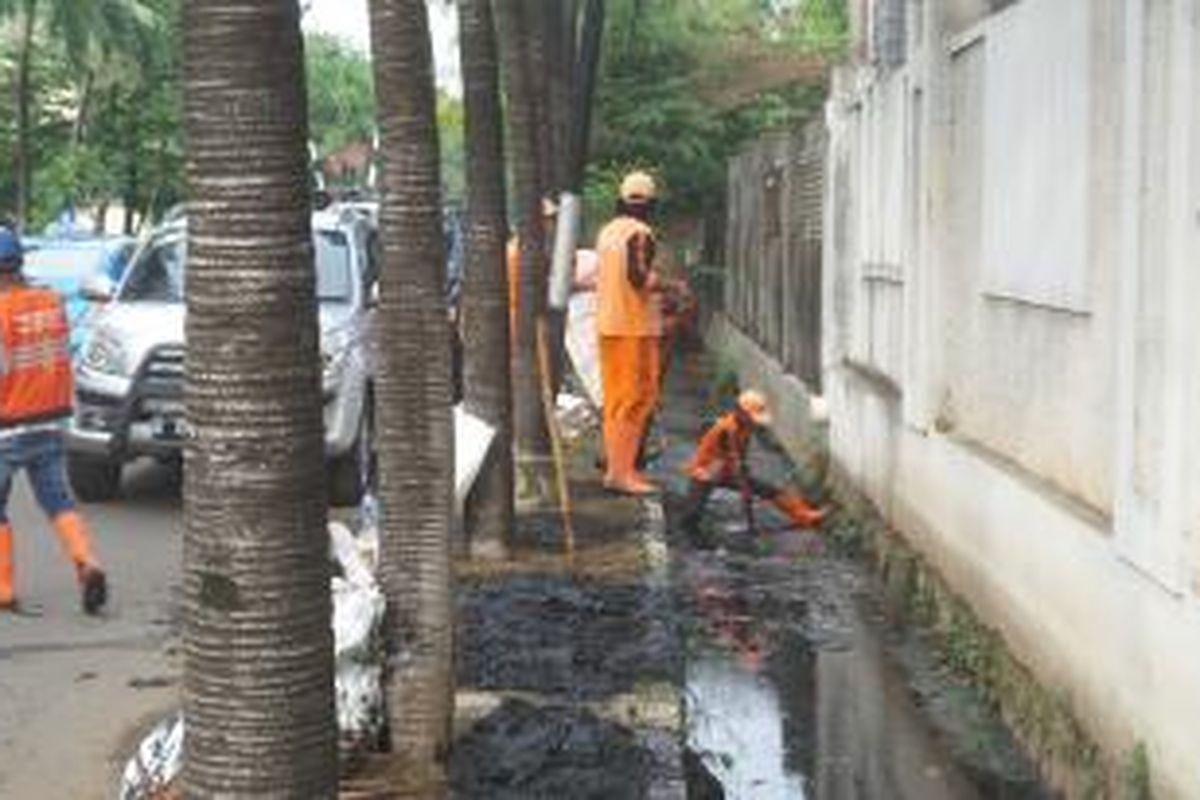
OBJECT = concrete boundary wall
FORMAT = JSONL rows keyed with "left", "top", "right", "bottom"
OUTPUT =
{"left": 718, "top": 1, "right": 1200, "bottom": 795}
{"left": 825, "top": 1, "right": 1200, "bottom": 796}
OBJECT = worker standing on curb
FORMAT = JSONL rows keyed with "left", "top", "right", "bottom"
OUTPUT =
{"left": 596, "top": 171, "right": 665, "bottom": 495}
{"left": 0, "top": 226, "right": 107, "bottom": 615}
{"left": 681, "top": 390, "right": 825, "bottom": 542}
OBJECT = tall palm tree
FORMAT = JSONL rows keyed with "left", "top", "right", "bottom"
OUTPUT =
{"left": 459, "top": 0, "right": 513, "bottom": 558}
{"left": 180, "top": 1, "right": 336, "bottom": 796}
{"left": 367, "top": 0, "right": 455, "bottom": 779}
{"left": 498, "top": 0, "right": 552, "bottom": 466}
{"left": 0, "top": 0, "right": 155, "bottom": 228}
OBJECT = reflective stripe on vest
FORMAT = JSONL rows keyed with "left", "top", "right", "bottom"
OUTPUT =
{"left": 595, "top": 216, "right": 661, "bottom": 337}
{"left": 0, "top": 286, "right": 73, "bottom": 426}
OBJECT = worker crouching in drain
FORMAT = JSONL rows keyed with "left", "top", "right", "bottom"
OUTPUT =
{"left": 0, "top": 226, "right": 107, "bottom": 615}
{"left": 682, "top": 390, "right": 825, "bottom": 545}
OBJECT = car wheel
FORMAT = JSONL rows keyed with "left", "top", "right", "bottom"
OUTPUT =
{"left": 68, "top": 454, "right": 122, "bottom": 503}
{"left": 329, "top": 391, "right": 375, "bottom": 508}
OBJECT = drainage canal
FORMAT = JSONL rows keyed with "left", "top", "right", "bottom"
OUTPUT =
{"left": 660, "top": 350, "right": 1048, "bottom": 800}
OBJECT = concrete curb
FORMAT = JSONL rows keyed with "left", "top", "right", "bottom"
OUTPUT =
{"left": 634, "top": 495, "right": 687, "bottom": 799}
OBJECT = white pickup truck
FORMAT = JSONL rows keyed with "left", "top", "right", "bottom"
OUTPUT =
{"left": 66, "top": 207, "right": 378, "bottom": 506}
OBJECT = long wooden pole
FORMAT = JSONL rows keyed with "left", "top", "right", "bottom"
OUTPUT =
{"left": 536, "top": 316, "right": 576, "bottom": 559}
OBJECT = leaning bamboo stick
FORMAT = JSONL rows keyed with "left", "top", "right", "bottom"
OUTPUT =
{"left": 536, "top": 316, "right": 576, "bottom": 560}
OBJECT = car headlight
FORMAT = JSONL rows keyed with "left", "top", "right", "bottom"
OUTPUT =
{"left": 81, "top": 330, "right": 129, "bottom": 376}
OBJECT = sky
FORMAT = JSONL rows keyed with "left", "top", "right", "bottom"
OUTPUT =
{"left": 302, "top": 0, "right": 462, "bottom": 95}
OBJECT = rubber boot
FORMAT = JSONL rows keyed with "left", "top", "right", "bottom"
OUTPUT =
{"left": 772, "top": 492, "right": 826, "bottom": 529}
{"left": 681, "top": 481, "right": 715, "bottom": 549}
{"left": 52, "top": 512, "right": 107, "bottom": 615}
{"left": 0, "top": 524, "right": 14, "bottom": 610}
{"left": 605, "top": 421, "right": 657, "bottom": 495}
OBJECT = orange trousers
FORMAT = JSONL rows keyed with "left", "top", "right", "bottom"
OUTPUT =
{"left": 600, "top": 335, "right": 662, "bottom": 462}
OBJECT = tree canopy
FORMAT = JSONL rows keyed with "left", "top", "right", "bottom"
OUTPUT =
{"left": 587, "top": 0, "right": 846, "bottom": 222}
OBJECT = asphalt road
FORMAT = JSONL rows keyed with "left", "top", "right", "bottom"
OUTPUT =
{"left": 0, "top": 462, "right": 183, "bottom": 800}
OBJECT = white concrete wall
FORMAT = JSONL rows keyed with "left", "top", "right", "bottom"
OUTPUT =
{"left": 822, "top": 0, "right": 1200, "bottom": 797}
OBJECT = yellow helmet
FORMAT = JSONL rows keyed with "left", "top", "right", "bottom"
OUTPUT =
{"left": 737, "top": 389, "right": 772, "bottom": 426}
{"left": 619, "top": 171, "right": 657, "bottom": 203}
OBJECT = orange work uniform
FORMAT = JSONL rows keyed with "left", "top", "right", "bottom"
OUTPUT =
{"left": 0, "top": 283, "right": 105, "bottom": 613}
{"left": 681, "top": 410, "right": 823, "bottom": 537}
{"left": 507, "top": 236, "right": 520, "bottom": 345}
{"left": 596, "top": 215, "right": 662, "bottom": 490}
{"left": 0, "top": 286, "right": 73, "bottom": 425}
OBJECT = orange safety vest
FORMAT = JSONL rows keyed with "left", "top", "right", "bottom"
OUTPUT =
{"left": 596, "top": 216, "right": 661, "bottom": 337}
{"left": 686, "top": 411, "right": 752, "bottom": 483}
{"left": 507, "top": 236, "right": 520, "bottom": 341}
{"left": 0, "top": 285, "right": 73, "bottom": 427}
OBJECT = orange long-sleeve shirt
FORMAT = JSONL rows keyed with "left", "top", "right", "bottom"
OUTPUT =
{"left": 686, "top": 411, "right": 753, "bottom": 483}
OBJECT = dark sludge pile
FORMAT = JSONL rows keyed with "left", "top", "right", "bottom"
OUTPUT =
{"left": 456, "top": 575, "right": 679, "bottom": 700}
{"left": 448, "top": 699, "right": 651, "bottom": 800}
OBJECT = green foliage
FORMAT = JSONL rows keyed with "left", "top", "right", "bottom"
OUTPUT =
{"left": 305, "top": 33, "right": 376, "bottom": 158}
{"left": 588, "top": 0, "right": 845, "bottom": 220}
{"left": 1121, "top": 743, "right": 1153, "bottom": 800}
{"left": 304, "top": 33, "right": 463, "bottom": 201}
{"left": 437, "top": 93, "right": 465, "bottom": 203}
{"left": 0, "top": 0, "right": 180, "bottom": 230}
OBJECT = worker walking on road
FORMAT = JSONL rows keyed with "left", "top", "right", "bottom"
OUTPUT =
{"left": 0, "top": 227, "right": 107, "bottom": 615}
{"left": 682, "top": 390, "right": 825, "bottom": 541}
{"left": 597, "top": 171, "right": 665, "bottom": 495}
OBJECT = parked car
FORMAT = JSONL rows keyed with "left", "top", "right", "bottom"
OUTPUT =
{"left": 66, "top": 208, "right": 378, "bottom": 505}
{"left": 21, "top": 235, "right": 135, "bottom": 357}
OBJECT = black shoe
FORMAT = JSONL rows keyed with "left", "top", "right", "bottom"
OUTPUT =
{"left": 81, "top": 568, "right": 108, "bottom": 615}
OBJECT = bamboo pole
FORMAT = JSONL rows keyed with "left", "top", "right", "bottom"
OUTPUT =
{"left": 536, "top": 316, "right": 576, "bottom": 560}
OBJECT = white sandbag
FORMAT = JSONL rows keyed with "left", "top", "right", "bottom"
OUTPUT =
{"left": 332, "top": 576, "right": 384, "bottom": 662}
{"left": 121, "top": 519, "right": 389, "bottom": 799}
{"left": 118, "top": 712, "right": 184, "bottom": 800}
{"left": 329, "top": 521, "right": 375, "bottom": 590}
{"left": 454, "top": 404, "right": 495, "bottom": 512}
{"left": 556, "top": 391, "right": 599, "bottom": 440}
{"left": 335, "top": 662, "right": 386, "bottom": 742}
{"left": 565, "top": 290, "right": 603, "bottom": 408}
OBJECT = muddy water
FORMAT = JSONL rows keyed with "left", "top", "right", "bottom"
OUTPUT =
{"left": 657, "top": 348, "right": 1047, "bottom": 800}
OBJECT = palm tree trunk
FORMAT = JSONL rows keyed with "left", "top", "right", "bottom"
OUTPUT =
{"left": 544, "top": 0, "right": 574, "bottom": 193}
{"left": 459, "top": 0, "right": 514, "bottom": 559}
{"left": 71, "top": 69, "right": 94, "bottom": 147}
{"left": 571, "top": 0, "right": 606, "bottom": 187}
{"left": 180, "top": 1, "right": 336, "bottom": 796}
{"left": 15, "top": 0, "right": 37, "bottom": 231}
{"left": 498, "top": 0, "right": 552, "bottom": 465}
{"left": 367, "top": 0, "right": 454, "bottom": 781}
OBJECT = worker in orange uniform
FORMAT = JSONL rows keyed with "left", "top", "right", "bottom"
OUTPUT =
{"left": 596, "top": 171, "right": 667, "bottom": 494}
{"left": 507, "top": 197, "right": 559, "bottom": 345}
{"left": 681, "top": 390, "right": 825, "bottom": 541}
{"left": 0, "top": 226, "right": 107, "bottom": 615}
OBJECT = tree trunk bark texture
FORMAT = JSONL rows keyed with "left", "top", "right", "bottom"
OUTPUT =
{"left": 15, "top": 0, "right": 37, "bottom": 231}
{"left": 498, "top": 0, "right": 551, "bottom": 463}
{"left": 459, "top": 0, "right": 514, "bottom": 558}
{"left": 180, "top": 1, "right": 336, "bottom": 796}
{"left": 368, "top": 0, "right": 455, "bottom": 781}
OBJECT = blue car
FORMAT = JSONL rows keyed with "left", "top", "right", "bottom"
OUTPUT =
{"left": 21, "top": 236, "right": 136, "bottom": 357}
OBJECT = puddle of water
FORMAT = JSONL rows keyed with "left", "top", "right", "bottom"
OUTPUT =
{"left": 679, "top": 548, "right": 1035, "bottom": 800}
{"left": 687, "top": 650, "right": 810, "bottom": 798}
